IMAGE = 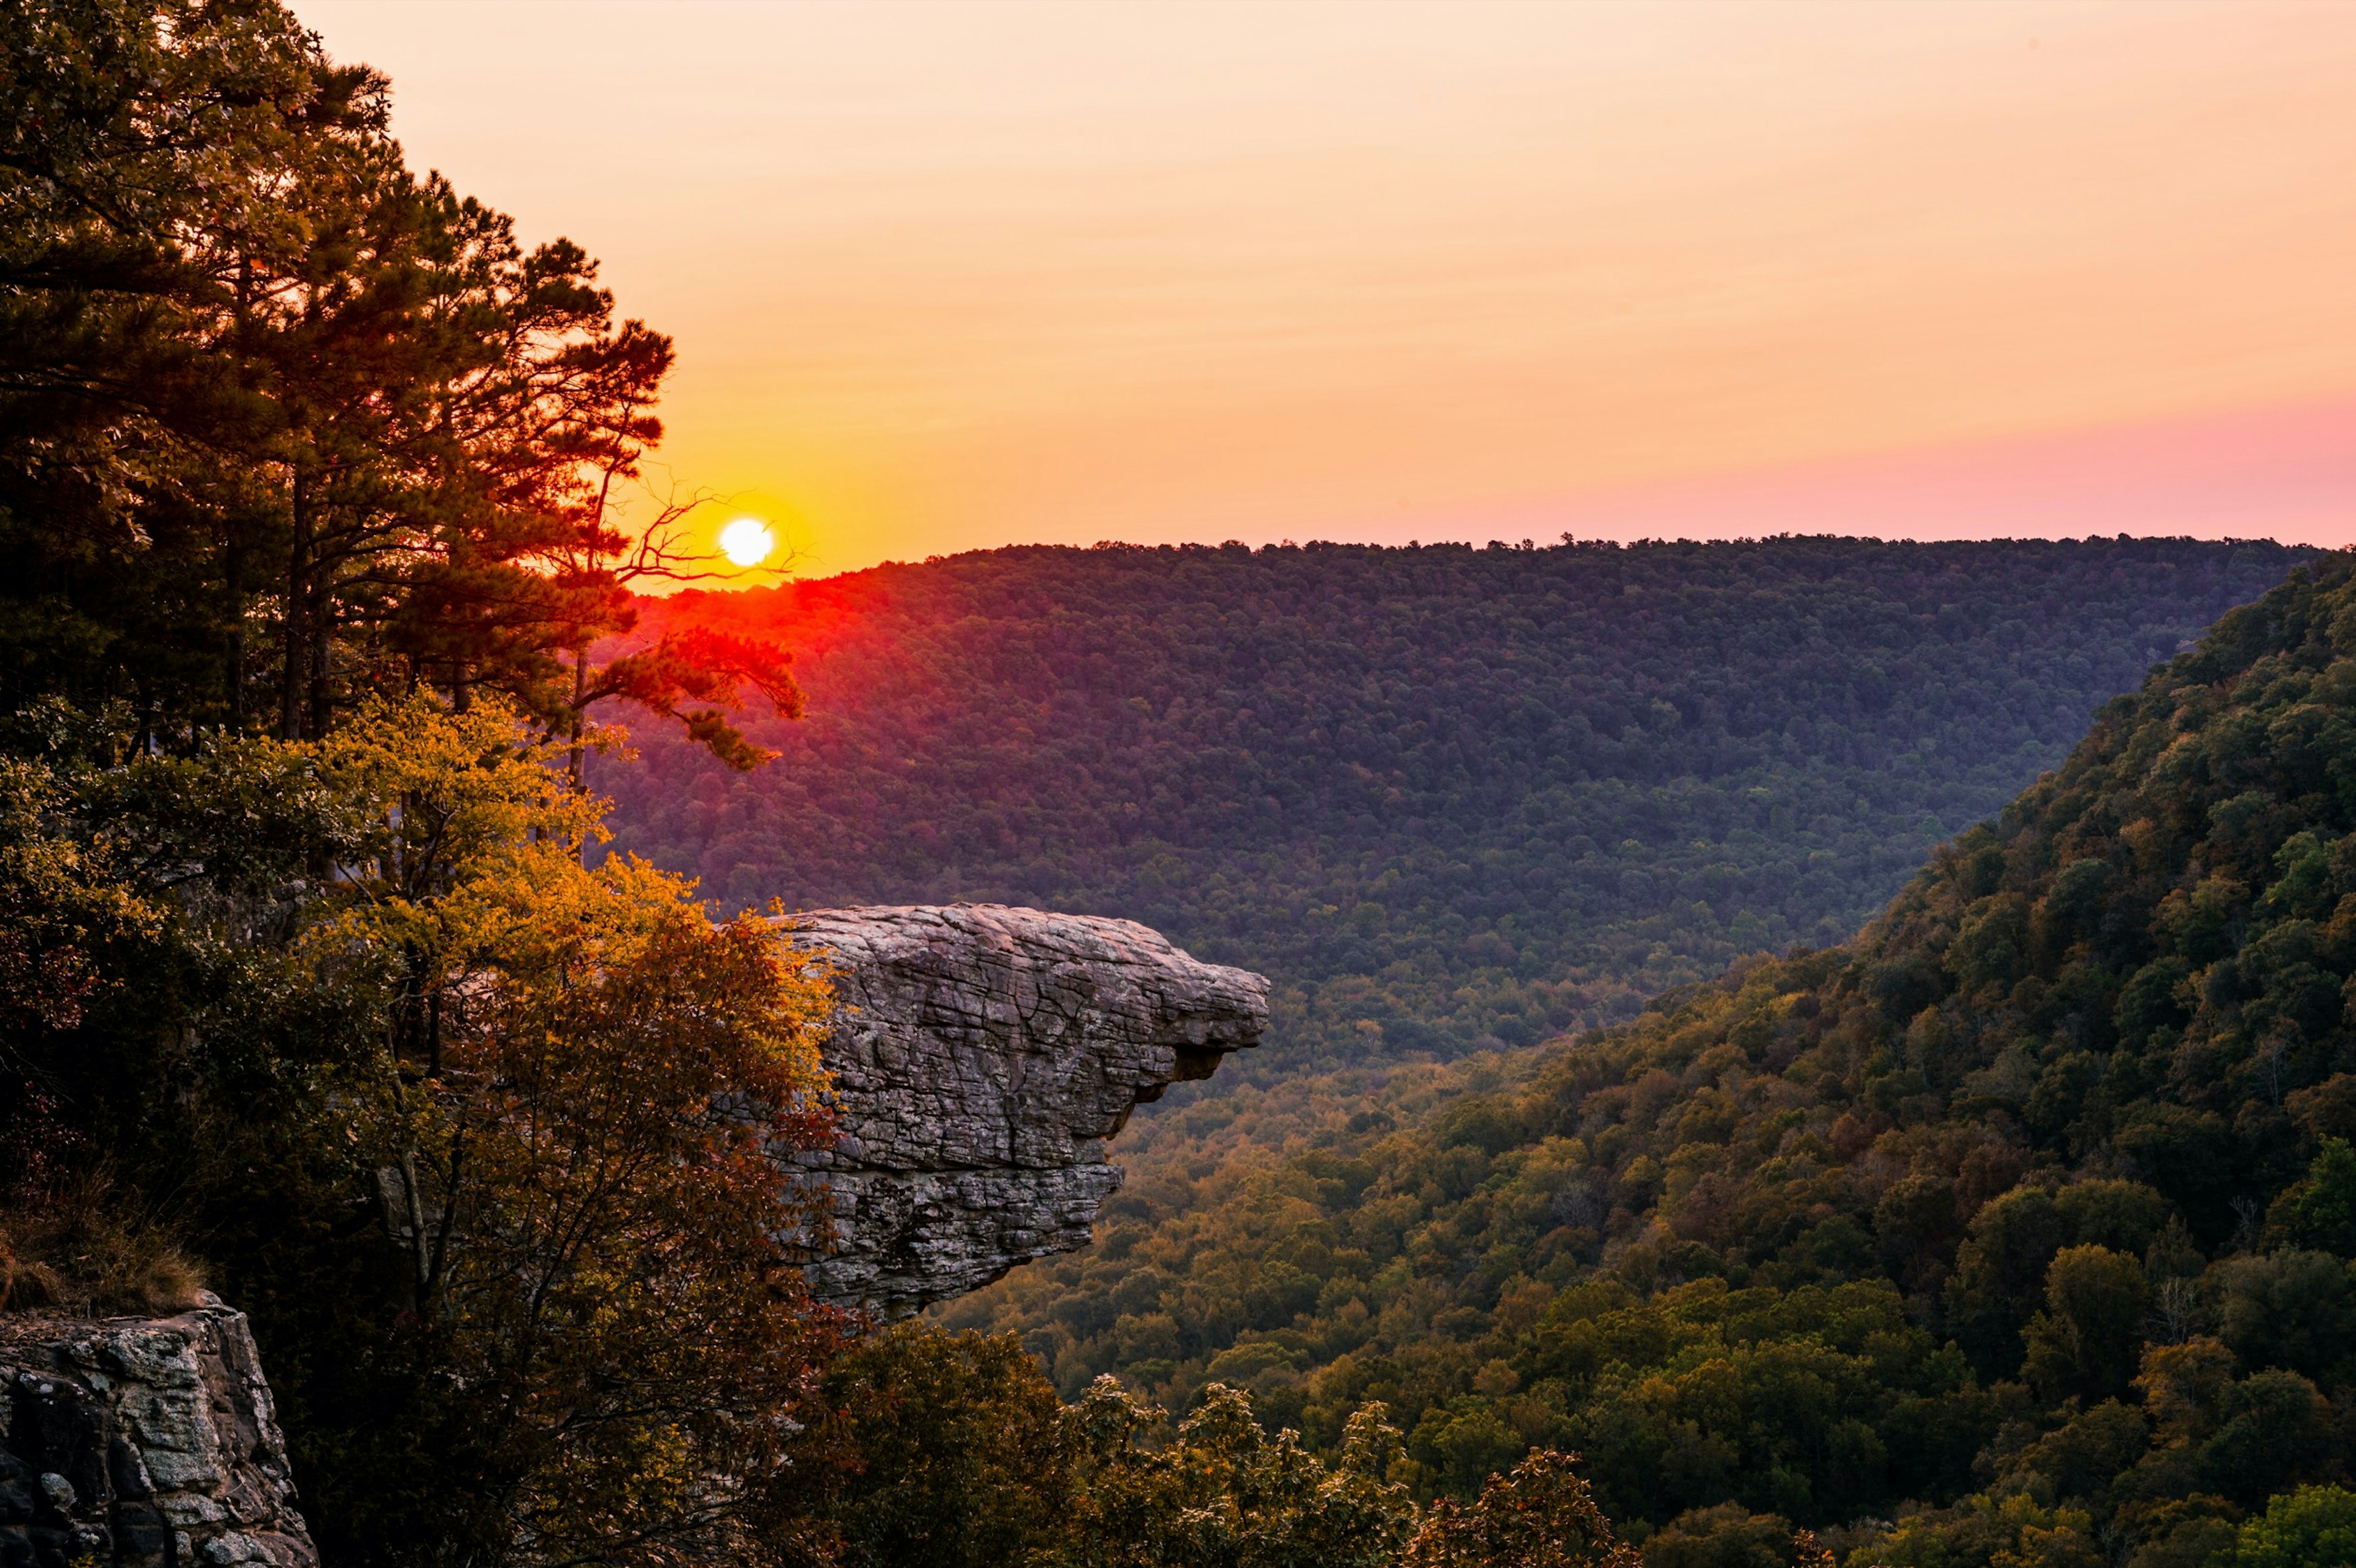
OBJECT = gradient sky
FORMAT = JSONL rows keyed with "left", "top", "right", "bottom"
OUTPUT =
{"left": 295, "top": 0, "right": 2356, "bottom": 575}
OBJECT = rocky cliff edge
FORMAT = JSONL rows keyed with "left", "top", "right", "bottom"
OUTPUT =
{"left": 780, "top": 903, "right": 1269, "bottom": 1317}
{"left": 1, "top": 1296, "right": 315, "bottom": 1568}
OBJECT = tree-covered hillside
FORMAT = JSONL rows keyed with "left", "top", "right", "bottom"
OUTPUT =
{"left": 945, "top": 558, "right": 2356, "bottom": 1566}
{"left": 606, "top": 536, "right": 2304, "bottom": 1064}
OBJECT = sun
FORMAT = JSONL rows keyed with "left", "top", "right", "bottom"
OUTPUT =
{"left": 718, "top": 517, "right": 774, "bottom": 567}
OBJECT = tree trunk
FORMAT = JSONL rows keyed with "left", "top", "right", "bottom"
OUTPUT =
{"left": 280, "top": 465, "right": 310, "bottom": 740}
{"left": 306, "top": 577, "right": 333, "bottom": 739}
{"left": 225, "top": 537, "right": 245, "bottom": 728}
{"left": 567, "top": 647, "right": 588, "bottom": 789}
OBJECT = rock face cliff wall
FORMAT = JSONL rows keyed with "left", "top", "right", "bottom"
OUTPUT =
{"left": 782, "top": 904, "right": 1268, "bottom": 1317}
{"left": 1, "top": 1297, "right": 316, "bottom": 1568}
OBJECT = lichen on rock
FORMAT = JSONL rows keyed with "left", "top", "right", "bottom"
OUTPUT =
{"left": 1, "top": 1296, "right": 316, "bottom": 1568}
{"left": 780, "top": 903, "right": 1268, "bottom": 1317}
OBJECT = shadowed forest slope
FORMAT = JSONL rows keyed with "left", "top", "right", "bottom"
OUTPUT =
{"left": 944, "top": 557, "right": 2356, "bottom": 1567}
{"left": 603, "top": 536, "right": 2303, "bottom": 1066}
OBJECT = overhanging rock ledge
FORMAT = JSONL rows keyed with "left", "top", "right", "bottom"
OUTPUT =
{"left": 779, "top": 903, "right": 1268, "bottom": 1318}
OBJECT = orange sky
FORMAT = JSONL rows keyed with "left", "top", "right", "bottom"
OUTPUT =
{"left": 296, "top": 0, "right": 2356, "bottom": 574}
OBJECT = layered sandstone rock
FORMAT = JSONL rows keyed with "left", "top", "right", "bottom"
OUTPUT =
{"left": 1, "top": 1297, "right": 316, "bottom": 1568}
{"left": 780, "top": 904, "right": 1268, "bottom": 1316}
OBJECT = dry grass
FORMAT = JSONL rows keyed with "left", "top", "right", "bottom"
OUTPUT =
{"left": 0, "top": 1174, "right": 207, "bottom": 1317}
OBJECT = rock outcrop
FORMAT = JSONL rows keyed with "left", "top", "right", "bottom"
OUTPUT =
{"left": 1, "top": 1296, "right": 316, "bottom": 1568}
{"left": 782, "top": 904, "right": 1268, "bottom": 1316}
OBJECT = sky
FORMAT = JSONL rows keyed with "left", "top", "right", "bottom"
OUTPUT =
{"left": 294, "top": 0, "right": 2356, "bottom": 576}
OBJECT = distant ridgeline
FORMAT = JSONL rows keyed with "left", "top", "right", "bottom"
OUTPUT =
{"left": 943, "top": 558, "right": 2356, "bottom": 1561}
{"left": 605, "top": 537, "right": 2306, "bottom": 1067}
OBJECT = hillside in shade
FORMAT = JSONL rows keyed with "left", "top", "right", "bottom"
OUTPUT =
{"left": 603, "top": 535, "right": 2305, "bottom": 1065}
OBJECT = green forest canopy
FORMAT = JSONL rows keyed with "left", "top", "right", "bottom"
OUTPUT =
{"left": 944, "top": 558, "right": 2356, "bottom": 1567}
{"left": 606, "top": 534, "right": 2305, "bottom": 1066}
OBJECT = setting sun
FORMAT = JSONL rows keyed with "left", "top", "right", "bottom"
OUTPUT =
{"left": 718, "top": 517, "right": 774, "bottom": 567}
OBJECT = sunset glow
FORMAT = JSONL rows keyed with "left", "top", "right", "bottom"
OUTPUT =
{"left": 718, "top": 517, "right": 775, "bottom": 568}
{"left": 296, "top": 1, "right": 2356, "bottom": 569}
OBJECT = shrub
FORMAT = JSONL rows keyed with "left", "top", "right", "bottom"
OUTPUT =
{"left": 2222, "top": 1485, "right": 2356, "bottom": 1567}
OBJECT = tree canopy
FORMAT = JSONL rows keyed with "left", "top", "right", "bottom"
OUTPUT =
{"left": 0, "top": 0, "right": 794, "bottom": 762}
{"left": 607, "top": 535, "right": 2305, "bottom": 1064}
{"left": 0, "top": 696, "right": 847, "bottom": 1564}
{"left": 11, "top": 7, "right": 2356, "bottom": 1566}
{"left": 945, "top": 558, "right": 2356, "bottom": 1567}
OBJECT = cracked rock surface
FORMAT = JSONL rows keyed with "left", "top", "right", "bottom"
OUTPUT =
{"left": 780, "top": 904, "right": 1268, "bottom": 1317}
{"left": 1, "top": 1296, "right": 315, "bottom": 1568}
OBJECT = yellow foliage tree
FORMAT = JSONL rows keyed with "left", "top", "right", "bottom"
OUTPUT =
{"left": 312, "top": 696, "right": 843, "bottom": 1564}
{"left": 1403, "top": 1450, "right": 1641, "bottom": 1568}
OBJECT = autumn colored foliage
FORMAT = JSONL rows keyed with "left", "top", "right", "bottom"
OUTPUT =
{"left": 15, "top": 5, "right": 2356, "bottom": 1567}
{"left": 0, "top": 696, "right": 845, "bottom": 1564}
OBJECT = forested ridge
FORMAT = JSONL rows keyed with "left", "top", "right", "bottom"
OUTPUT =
{"left": 607, "top": 536, "right": 2303, "bottom": 1063}
{"left": 944, "top": 559, "right": 2356, "bottom": 1566}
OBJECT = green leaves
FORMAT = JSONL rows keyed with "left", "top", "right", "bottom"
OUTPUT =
{"left": 2223, "top": 1484, "right": 2356, "bottom": 1568}
{"left": 2, "top": 3, "right": 806, "bottom": 762}
{"left": 0, "top": 697, "right": 847, "bottom": 1564}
